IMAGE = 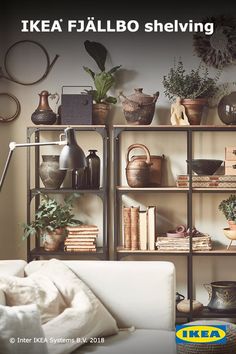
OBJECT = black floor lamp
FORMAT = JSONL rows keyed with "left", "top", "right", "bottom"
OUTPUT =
{"left": 0, "top": 127, "right": 86, "bottom": 191}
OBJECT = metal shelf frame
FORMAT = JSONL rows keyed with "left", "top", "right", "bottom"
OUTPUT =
{"left": 113, "top": 124, "right": 236, "bottom": 321}
{"left": 26, "top": 125, "right": 109, "bottom": 261}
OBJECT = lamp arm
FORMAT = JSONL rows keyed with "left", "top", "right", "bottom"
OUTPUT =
{"left": 0, "top": 140, "right": 66, "bottom": 192}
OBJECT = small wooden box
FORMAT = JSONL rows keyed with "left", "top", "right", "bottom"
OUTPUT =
{"left": 225, "top": 147, "right": 236, "bottom": 161}
{"left": 225, "top": 160, "right": 236, "bottom": 175}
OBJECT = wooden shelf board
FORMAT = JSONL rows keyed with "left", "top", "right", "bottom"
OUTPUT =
{"left": 117, "top": 248, "right": 189, "bottom": 254}
{"left": 193, "top": 307, "right": 236, "bottom": 318}
{"left": 117, "top": 187, "right": 236, "bottom": 192}
{"left": 193, "top": 188, "right": 236, "bottom": 192}
{"left": 193, "top": 245, "right": 236, "bottom": 255}
{"left": 30, "top": 247, "right": 104, "bottom": 256}
{"left": 31, "top": 188, "right": 104, "bottom": 195}
{"left": 117, "top": 245, "right": 236, "bottom": 255}
{"left": 28, "top": 125, "right": 106, "bottom": 129}
{"left": 116, "top": 186, "right": 188, "bottom": 192}
{"left": 114, "top": 124, "right": 236, "bottom": 131}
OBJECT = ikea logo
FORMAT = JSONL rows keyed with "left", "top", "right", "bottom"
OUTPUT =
{"left": 176, "top": 325, "right": 227, "bottom": 344}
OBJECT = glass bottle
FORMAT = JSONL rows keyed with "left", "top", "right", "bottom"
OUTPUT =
{"left": 86, "top": 150, "right": 100, "bottom": 189}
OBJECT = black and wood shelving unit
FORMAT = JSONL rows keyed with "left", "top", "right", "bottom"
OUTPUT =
{"left": 26, "top": 125, "right": 109, "bottom": 262}
{"left": 113, "top": 124, "right": 236, "bottom": 322}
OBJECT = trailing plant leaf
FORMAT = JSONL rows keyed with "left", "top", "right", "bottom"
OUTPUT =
{"left": 84, "top": 40, "right": 107, "bottom": 72}
{"left": 22, "top": 195, "right": 82, "bottom": 240}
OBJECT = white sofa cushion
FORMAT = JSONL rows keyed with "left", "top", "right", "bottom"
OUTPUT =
{"left": 0, "top": 271, "right": 67, "bottom": 324}
{"left": 25, "top": 260, "right": 176, "bottom": 330}
{"left": 0, "top": 289, "right": 6, "bottom": 306}
{"left": 1, "top": 259, "right": 118, "bottom": 354}
{"left": 0, "top": 303, "right": 48, "bottom": 354}
{"left": 74, "top": 329, "right": 177, "bottom": 354}
{"left": 0, "top": 260, "right": 27, "bottom": 277}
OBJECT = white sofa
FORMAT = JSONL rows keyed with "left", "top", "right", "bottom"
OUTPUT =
{"left": 0, "top": 260, "right": 177, "bottom": 354}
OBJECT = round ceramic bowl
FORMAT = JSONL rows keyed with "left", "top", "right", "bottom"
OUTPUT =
{"left": 188, "top": 159, "right": 223, "bottom": 175}
{"left": 223, "top": 228, "right": 236, "bottom": 240}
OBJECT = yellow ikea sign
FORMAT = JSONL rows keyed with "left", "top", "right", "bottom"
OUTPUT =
{"left": 176, "top": 325, "right": 227, "bottom": 344}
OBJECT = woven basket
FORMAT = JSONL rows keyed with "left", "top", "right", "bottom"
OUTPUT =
{"left": 177, "top": 320, "right": 236, "bottom": 354}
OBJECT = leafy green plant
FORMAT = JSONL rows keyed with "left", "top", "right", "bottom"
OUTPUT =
{"left": 22, "top": 194, "right": 82, "bottom": 240}
{"left": 218, "top": 194, "right": 236, "bottom": 222}
{"left": 162, "top": 59, "right": 221, "bottom": 101}
{"left": 83, "top": 40, "right": 121, "bottom": 104}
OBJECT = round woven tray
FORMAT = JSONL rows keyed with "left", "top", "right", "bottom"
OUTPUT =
{"left": 177, "top": 321, "right": 236, "bottom": 354}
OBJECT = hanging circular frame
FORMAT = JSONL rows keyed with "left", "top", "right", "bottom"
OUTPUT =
{"left": 0, "top": 93, "right": 21, "bottom": 122}
{"left": 3, "top": 40, "right": 59, "bottom": 86}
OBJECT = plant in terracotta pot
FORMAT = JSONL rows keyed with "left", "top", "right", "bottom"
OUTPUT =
{"left": 22, "top": 194, "right": 82, "bottom": 251}
{"left": 162, "top": 59, "right": 220, "bottom": 125}
{"left": 83, "top": 40, "right": 121, "bottom": 124}
{"left": 219, "top": 194, "right": 236, "bottom": 230}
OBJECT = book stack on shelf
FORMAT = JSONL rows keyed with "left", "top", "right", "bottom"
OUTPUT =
{"left": 64, "top": 225, "right": 98, "bottom": 252}
{"left": 123, "top": 206, "right": 156, "bottom": 251}
{"left": 156, "top": 234, "right": 212, "bottom": 252}
{"left": 176, "top": 174, "right": 236, "bottom": 188}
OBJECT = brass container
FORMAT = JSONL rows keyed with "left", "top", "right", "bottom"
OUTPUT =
{"left": 126, "top": 144, "right": 152, "bottom": 187}
{"left": 120, "top": 88, "right": 159, "bottom": 125}
{"left": 204, "top": 281, "right": 236, "bottom": 312}
{"left": 131, "top": 154, "right": 165, "bottom": 186}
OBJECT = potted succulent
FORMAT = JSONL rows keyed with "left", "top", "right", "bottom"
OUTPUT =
{"left": 219, "top": 194, "right": 236, "bottom": 230}
{"left": 83, "top": 40, "right": 121, "bottom": 124}
{"left": 162, "top": 59, "right": 220, "bottom": 124}
{"left": 22, "top": 194, "right": 82, "bottom": 251}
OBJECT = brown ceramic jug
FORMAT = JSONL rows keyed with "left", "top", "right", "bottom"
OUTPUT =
{"left": 120, "top": 88, "right": 159, "bottom": 125}
{"left": 126, "top": 144, "right": 152, "bottom": 187}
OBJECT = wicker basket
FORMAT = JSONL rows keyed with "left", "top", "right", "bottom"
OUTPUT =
{"left": 177, "top": 320, "right": 236, "bottom": 354}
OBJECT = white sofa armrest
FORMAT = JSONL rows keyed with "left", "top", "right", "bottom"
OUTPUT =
{"left": 0, "top": 289, "right": 6, "bottom": 306}
{"left": 0, "top": 260, "right": 27, "bottom": 277}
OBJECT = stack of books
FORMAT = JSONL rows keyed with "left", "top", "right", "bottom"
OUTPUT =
{"left": 156, "top": 235, "right": 212, "bottom": 251}
{"left": 123, "top": 206, "right": 156, "bottom": 251}
{"left": 176, "top": 174, "right": 236, "bottom": 188}
{"left": 64, "top": 225, "right": 98, "bottom": 252}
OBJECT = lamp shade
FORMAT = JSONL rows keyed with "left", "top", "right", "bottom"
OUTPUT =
{"left": 59, "top": 128, "right": 86, "bottom": 170}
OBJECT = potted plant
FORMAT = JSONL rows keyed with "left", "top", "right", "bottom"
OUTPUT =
{"left": 162, "top": 59, "right": 221, "bottom": 124}
{"left": 219, "top": 194, "right": 236, "bottom": 230}
{"left": 22, "top": 194, "right": 82, "bottom": 251}
{"left": 83, "top": 40, "right": 121, "bottom": 124}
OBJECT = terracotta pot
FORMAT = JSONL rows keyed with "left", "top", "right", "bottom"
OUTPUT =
{"left": 92, "top": 103, "right": 110, "bottom": 125}
{"left": 181, "top": 98, "right": 208, "bottom": 125}
{"left": 228, "top": 220, "right": 236, "bottom": 230}
{"left": 43, "top": 228, "right": 65, "bottom": 251}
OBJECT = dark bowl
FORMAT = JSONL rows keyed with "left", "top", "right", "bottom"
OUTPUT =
{"left": 187, "top": 159, "right": 223, "bottom": 175}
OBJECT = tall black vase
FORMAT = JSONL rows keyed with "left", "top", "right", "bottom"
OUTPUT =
{"left": 86, "top": 150, "right": 100, "bottom": 189}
